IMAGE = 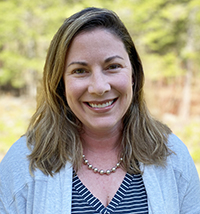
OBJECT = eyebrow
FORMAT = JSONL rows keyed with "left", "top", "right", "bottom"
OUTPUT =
{"left": 105, "top": 55, "right": 124, "bottom": 63}
{"left": 67, "top": 61, "right": 88, "bottom": 68}
{"left": 67, "top": 55, "right": 124, "bottom": 68}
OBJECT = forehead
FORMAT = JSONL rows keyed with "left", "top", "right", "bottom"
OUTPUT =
{"left": 65, "top": 28, "right": 128, "bottom": 62}
{"left": 73, "top": 27, "right": 122, "bottom": 43}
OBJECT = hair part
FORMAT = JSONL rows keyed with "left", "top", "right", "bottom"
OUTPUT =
{"left": 26, "top": 7, "right": 171, "bottom": 176}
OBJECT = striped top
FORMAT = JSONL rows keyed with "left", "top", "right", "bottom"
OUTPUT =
{"left": 71, "top": 172, "right": 148, "bottom": 213}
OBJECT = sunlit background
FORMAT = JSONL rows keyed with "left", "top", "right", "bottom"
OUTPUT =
{"left": 0, "top": 0, "right": 200, "bottom": 175}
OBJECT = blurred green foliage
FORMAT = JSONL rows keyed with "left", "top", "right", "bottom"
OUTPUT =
{"left": 0, "top": 0, "right": 200, "bottom": 89}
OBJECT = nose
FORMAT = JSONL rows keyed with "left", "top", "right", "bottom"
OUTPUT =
{"left": 88, "top": 70, "right": 111, "bottom": 96}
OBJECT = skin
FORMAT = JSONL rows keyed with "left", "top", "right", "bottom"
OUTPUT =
{"left": 63, "top": 28, "right": 133, "bottom": 207}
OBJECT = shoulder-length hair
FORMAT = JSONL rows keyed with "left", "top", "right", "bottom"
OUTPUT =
{"left": 26, "top": 7, "right": 171, "bottom": 176}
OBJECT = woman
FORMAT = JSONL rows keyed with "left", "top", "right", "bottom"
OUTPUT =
{"left": 0, "top": 7, "right": 200, "bottom": 214}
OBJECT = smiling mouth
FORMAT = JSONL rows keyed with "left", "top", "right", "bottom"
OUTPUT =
{"left": 87, "top": 99, "right": 117, "bottom": 108}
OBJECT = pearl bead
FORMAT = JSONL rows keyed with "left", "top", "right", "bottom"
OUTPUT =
{"left": 82, "top": 154, "right": 122, "bottom": 175}
{"left": 93, "top": 167, "right": 98, "bottom": 172}
{"left": 84, "top": 159, "right": 88, "bottom": 164}
{"left": 99, "top": 170, "right": 104, "bottom": 174}
{"left": 106, "top": 170, "right": 111, "bottom": 174}
{"left": 112, "top": 167, "right": 116, "bottom": 172}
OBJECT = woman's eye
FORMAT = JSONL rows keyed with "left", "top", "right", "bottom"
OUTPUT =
{"left": 107, "top": 64, "right": 121, "bottom": 70}
{"left": 72, "top": 68, "right": 86, "bottom": 74}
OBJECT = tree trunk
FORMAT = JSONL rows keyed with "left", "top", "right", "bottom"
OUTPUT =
{"left": 178, "top": 10, "right": 195, "bottom": 120}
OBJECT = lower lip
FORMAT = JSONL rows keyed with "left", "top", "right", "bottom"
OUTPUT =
{"left": 85, "top": 100, "right": 117, "bottom": 113}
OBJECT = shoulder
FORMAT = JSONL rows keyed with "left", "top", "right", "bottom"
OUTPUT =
{"left": 0, "top": 137, "right": 49, "bottom": 211}
{"left": 142, "top": 134, "right": 200, "bottom": 213}
{"left": 0, "top": 136, "right": 49, "bottom": 183}
{"left": 167, "top": 133, "right": 191, "bottom": 162}
{"left": 167, "top": 134, "right": 193, "bottom": 170}
{"left": 166, "top": 135, "right": 200, "bottom": 212}
{"left": 0, "top": 137, "right": 31, "bottom": 207}
{"left": 166, "top": 133, "right": 195, "bottom": 176}
{"left": 166, "top": 133, "right": 200, "bottom": 195}
{"left": 167, "top": 133, "right": 190, "bottom": 156}
{"left": 0, "top": 136, "right": 30, "bottom": 172}
{"left": 0, "top": 136, "right": 35, "bottom": 189}
{"left": 142, "top": 133, "right": 199, "bottom": 187}
{"left": 0, "top": 136, "right": 31, "bottom": 177}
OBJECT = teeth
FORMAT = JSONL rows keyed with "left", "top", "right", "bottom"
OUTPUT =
{"left": 89, "top": 100, "right": 114, "bottom": 108}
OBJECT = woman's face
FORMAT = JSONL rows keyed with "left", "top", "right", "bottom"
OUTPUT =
{"left": 64, "top": 28, "right": 133, "bottom": 134}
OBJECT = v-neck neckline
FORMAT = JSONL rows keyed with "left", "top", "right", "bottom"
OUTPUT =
{"left": 73, "top": 172, "right": 133, "bottom": 213}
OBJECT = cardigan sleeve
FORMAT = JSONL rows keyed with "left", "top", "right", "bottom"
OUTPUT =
{"left": 142, "top": 133, "right": 200, "bottom": 214}
{"left": 169, "top": 134, "right": 200, "bottom": 214}
{"left": 0, "top": 185, "right": 28, "bottom": 214}
{"left": 0, "top": 137, "right": 73, "bottom": 214}
{"left": 0, "top": 137, "right": 32, "bottom": 214}
{"left": 178, "top": 149, "right": 200, "bottom": 214}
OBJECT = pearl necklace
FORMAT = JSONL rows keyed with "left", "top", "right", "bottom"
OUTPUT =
{"left": 82, "top": 154, "right": 123, "bottom": 175}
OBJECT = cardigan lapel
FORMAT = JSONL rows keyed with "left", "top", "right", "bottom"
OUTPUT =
{"left": 141, "top": 162, "right": 180, "bottom": 214}
{"left": 41, "top": 163, "right": 73, "bottom": 214}
{"left": 141, "top": 164, "right": 168, "bottom": 214}
{"left": 60, "top": 163, "right": 73, "bottom": 214}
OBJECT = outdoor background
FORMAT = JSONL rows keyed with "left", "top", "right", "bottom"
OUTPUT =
{"left": 0, "top": 0, "right": 200, "bottom": 175}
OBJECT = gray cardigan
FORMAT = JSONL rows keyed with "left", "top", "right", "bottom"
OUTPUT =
{"left": 0, "top": 134, "right": 200, "bottom": 214}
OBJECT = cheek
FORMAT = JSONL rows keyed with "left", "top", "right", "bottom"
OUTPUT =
{"left": 64, "top": 79, "right": 86, "bottom": 103}
{"left": 118, "top": 75, "right": 133, "bottom": 107}
{"left": 64, "top": 79, "right": 76, "bottom": 102}
{"left": 116, "top": 74, "right": 132, "bottom": 94}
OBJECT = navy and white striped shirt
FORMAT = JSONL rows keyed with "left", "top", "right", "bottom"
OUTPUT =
{"left": 71, "top": 172, "right": 148, "bottom": 213}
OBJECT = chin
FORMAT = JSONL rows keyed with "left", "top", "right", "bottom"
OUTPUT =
{"left": 86, "top": 120, "right": 122, "bottom": 133}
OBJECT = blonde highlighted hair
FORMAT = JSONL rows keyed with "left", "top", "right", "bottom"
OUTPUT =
{"left": 26, "top": 7, "right": 171, "bottom": 176}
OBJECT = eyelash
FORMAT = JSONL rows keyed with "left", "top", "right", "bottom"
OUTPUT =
{"left": 107, "top": 64, "right": 122, "bottom": 70}
{"left": 72, "top": 68, "right": 87, "bottom": 74}
{"left": 71, "top": 63, "right": 122, "bottom": 75}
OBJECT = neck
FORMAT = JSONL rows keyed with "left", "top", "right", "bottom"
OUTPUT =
{"left": 81, "top": 125, "right": 123, "bottom": 155}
